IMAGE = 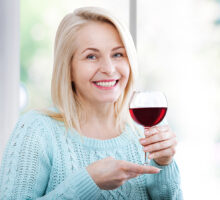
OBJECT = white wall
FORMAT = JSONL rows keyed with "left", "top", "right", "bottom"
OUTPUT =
{"left": 0, "top": 0, "right": 20, "bottom": 163}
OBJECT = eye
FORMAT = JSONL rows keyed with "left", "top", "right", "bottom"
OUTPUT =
{"left": 113, "top": 53, "right": 123, "bottom": 58}
{"left": 86, "top": 54, "right": 97, "bottom": 60}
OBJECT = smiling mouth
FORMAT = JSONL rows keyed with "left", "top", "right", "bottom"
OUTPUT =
{"left": 93, "top": 80, "right": 119, "bottom": 88}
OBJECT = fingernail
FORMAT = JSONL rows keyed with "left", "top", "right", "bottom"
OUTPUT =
{"left": 139, "top": 139, "right": 145, "bottom": 145}
{"left": 151, "top": 128, "right": 157, "bottom": 134}
{"left": 157, "top": 168, "right": 163, "bottom": 172}
{"left": 145, "top": 130, "right": 150, "bottom": 136}
{"left": 145, "top": 128, "right": 157, "bottom": 136}
{"left": 148, "top": 154, "right": 154, "bottom": 159}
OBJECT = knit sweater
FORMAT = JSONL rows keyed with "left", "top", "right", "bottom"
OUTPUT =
{"left": 0, "top": 110, "right": 183, "bottom": 200}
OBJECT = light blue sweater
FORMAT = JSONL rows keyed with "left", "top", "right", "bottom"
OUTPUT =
{"left": 0, "top": 110, "right": 183, "bottom": 199}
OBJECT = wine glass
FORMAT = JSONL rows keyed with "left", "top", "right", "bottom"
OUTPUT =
{"left": 129, "top": 91, "right": 168, "bottom": 165}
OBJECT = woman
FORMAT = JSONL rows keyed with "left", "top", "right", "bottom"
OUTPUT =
{"left": 0, "top": 7, "right": 183, "bottom": 199}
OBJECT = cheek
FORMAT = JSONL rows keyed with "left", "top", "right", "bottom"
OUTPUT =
{"left": 72, "top": 62, "right": 95, "bottom": 82}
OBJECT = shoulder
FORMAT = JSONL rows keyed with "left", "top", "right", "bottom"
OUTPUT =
{"left": 8, "top": 110, "right": 62, "bottom": 149}
{"left": 19, "top": 109, "right": 49, "bottom": 123}
{"left": 18, "top": 109, "right": 67, "bottom": 144}
{"left": 18, "top": 110, "right": 59, "bottom": 132}
{"left": 6, "top": 110, "right": 62, "bottom": 163}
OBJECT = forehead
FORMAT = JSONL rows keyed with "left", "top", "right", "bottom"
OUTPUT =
{"left": 75, "top": 22, "right": 123, "bottom": 49}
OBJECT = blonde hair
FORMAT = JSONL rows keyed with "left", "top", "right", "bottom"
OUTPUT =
{"left": 44, "top": 7, "right": 139, "bottom": 134}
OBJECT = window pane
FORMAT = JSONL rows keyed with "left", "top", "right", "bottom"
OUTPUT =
{"left": 137, "top": 0, "right": 220, "bottom": 199}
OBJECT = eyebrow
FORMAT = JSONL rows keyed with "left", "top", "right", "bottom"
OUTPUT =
{"left": 81, "top": 46, "right": 124, "bottom": 54}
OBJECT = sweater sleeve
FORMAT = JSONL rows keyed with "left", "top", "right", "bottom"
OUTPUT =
{"left": 0, "top": 111, "right": 100, "bottom": 200}
{"left": 146, "top": 159, "right": 183, "bottom": 200}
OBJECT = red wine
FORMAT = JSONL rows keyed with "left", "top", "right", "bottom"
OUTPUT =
{"left": 129, "top": 107, "right": 167, "bottom": 127}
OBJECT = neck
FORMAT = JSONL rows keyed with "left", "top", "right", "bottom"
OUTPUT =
{"left": 78, "top": 100, "right": 119, "bottom": 139}
{"left": 82, "top": 101, "right": 116, "bottom": 125}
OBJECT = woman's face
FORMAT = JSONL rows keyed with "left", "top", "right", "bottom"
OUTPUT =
{"left": 71, "top": 22, "right": 130, "bottom": 105}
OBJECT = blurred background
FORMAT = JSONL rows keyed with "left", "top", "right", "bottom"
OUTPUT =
{"left": 1, "top": 0, "right": 220, "bottom": 199}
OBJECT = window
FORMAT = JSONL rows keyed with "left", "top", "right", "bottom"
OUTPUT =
{"left": 137, "top": 0, "right": 220, "bottom": 199}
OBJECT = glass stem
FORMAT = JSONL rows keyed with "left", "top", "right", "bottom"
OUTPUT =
{"left": 144, "top": 127, "right": 150, "bottom": 165}
{"left": 144, "top": 152, "right": 150, "bottom": 165}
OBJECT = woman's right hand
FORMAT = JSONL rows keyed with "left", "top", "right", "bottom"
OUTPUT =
{"left": 86, "top": 157, "right": 161, "bottom": 190}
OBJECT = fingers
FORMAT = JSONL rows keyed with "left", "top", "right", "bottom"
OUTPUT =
{"left": 87, "top": 157, "right": 160, "bottom": 190}
{"left": 144, "top": 125, "right": 169, "bottom": 137}
{"left": 148, "top": 146, "right": 176, "bottom": 160}
{"left": 136, "top": 165, "right": 161, "bottom": 174}
{"left": 140, "top": 126, "right": 175, "bottom": 146}
{"left": 120, "top": 160, "right": 161, "bottom": 174}
{"left": 140, "top": 126, "right": 177, "bottom": 165}
{"left": 143, "top": 137, "right": 177, "bottom": 152}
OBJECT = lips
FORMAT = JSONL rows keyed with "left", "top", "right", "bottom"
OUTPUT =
{"left": 92, "top": 79, "right": 119, "bottom": 89}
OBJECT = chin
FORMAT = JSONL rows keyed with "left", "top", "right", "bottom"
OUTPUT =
{"left": 98, "top": 96, "right": 120, "bottom": 104}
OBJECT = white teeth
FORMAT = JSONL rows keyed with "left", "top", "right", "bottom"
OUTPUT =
{"left": 95, "top": 81, "right": 117, "bottom": 87}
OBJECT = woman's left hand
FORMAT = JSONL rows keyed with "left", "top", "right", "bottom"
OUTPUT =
{"left": 139, "top": 125, "right": 177, "bottom": 166}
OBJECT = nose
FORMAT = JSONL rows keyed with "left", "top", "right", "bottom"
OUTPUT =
{"left": 100, "top": 56, "right": 115, "bottom": 75}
